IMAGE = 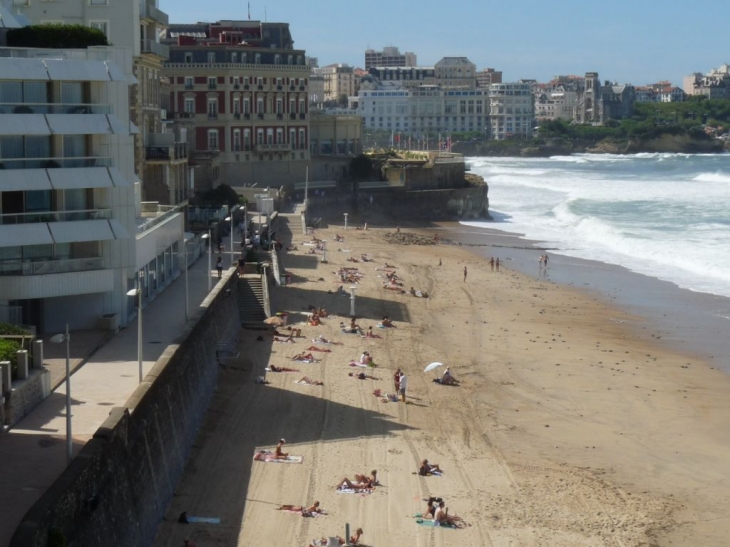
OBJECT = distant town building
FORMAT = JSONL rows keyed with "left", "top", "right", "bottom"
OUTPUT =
{"left": 683, "top": 65, "right": 730, "bottom": 99}
{"left": 534, "top": 76, "right": 584, "bottom": 121}
{"left": 488, "top": 82, "right": 535, "bottom": 139}
{"left": 309, "top": 110, "right": 363, "bottom": 156}
{"left": 476, "top": 68, "right": 503, "bottom": 88}
{"left": 364, "top": 46, "right": 417, "bottom": 70}
{"left": 367, "top": 66, "right": 436, "bottom": 89}
{"left": 357, "top": 85, "right": 489, "bottom": 136}
{"left": 313, "top": 64, "right": 360, "bottom": 105}
{"left": 634, "top": 81, "right": 685, "bottom": 103}
{"left": 575, "top": 72, "right": 635, "bottom": 124}
{"left": 308, "top": 73, "right": 326, "bottom": 106}
{"left": 434, "top": 57, "right": 477, "bottom": 89}
{"left": 162, "top": 19, "right": 310, "bottom": 187}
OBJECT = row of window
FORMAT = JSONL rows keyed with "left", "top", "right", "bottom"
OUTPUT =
{"left": 181, "top": 51, "right": 305, "bottom": 66}
{"left": 184, "top": 76, "right": 307, "bottom": 89}
{"left": 184, "top": 96, "right": 307, "bottom": 116}
{"left": 206, "top": 128, "right": 307, "bottom": 151}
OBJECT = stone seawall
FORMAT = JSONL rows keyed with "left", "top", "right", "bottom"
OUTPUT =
{"left": 10, "top": 272, "right": 241, "bottom": 547}
{"left": 308, "top": 185, "right": 490, "bottom": 221}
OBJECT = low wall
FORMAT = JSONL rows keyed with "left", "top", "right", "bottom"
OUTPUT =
{"left": 6, "top": 368, "right": 51, "bottom": 428}
{"left": 10, "top": 271, "right": 241, "bottom": 547}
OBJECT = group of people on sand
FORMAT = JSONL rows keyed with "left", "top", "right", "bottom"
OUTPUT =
{"left": 422, "top": 497, "right": 465, "bottom": 527}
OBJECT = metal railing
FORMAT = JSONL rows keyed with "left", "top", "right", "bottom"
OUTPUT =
{"left": 0, "top": 208, "right": 112, "bottom": 225}
{"left": 165, "top": 62, "right": 310, "bottom": 71}
{"left": 256, "top": 143, "right": 291, "bottom": 152}
{"left": 0, "top": 156, "right": 112, "bottom": 169}
{"left": 193, "top": 150, "right": 220, "bottom": 162}
{"left": 137, "top": 203, "right": 182, "bottom": 234}
{"left": 0, "top": 103, "right": 111, "bottom": 115}
{"left": 141, "top": 40, "right": 169, "bottom": 58}
{"left": 145, "top": 142, "right": 188, "bottom": 160}
{"left": 0, "top": 257, "right": 105, "bottom": 276}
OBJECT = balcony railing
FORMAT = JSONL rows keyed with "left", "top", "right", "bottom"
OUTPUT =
{"left": 0, "top": 208, "right": 112, "bottom": 225}
{"left": 0, "top": 156, "right": 112, "bottom": 169}
{"left": 208, "top": 112, "right": 218, "bottom": 120}
{"left": 169, "top": 111, "right": 194, "bottom": 119}
{"left": 184, "top": 83, "right": 194, "bottom": 89}
{"left": 0, "top": 102, "right": 111, "bottom": 114}
{"left": 255, "top": 143, "right": 291, "bottom": 152}
{"left": 299, "top": 113, "right": 306, "bottom": 119}
{"left": 208, "top": 82, "right": 217, "bottom": 90}
{"left": 193, "top": 150, "right": 220, "bottom": 163}
{"left": 140, "top": 39, "right": 169, "bottom": 58}
{"left": 145, "top": 142, "right": 188, "bottom": 161}
{"left": 139, "top": 1, "right": 169, "bottom": 25}
{"left": 0, "top": 257, "right": 105, "bottom": 276}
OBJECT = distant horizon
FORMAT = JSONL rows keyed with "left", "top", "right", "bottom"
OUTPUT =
{"left": 160, "top": 0, "right": 727, "bottom": 87}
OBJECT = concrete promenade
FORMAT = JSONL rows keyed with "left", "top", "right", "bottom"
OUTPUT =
{"left": 0, "top": 245, "right": 234, "bottom": 547}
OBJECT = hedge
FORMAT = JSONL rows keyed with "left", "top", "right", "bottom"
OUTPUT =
{"left": 7, "top": 24, "right": 109, "bottom": 49}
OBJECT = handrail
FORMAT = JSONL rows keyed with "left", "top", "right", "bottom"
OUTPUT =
{"left": 0, "top": 256, "right": 105, "bottom": 276}
{"left": 0, "top": 103, "right": 111, "bottom": 114}
{"left": 0, "top": 209, "right": 112, "bottom": 225}
{"left": 261, "top": 267, "right": 272, "bottom": 317}
{"left": 0, "top": 156, "right": 112, "bottom": 169}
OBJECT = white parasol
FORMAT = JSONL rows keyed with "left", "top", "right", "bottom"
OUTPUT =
{"left": 424, "top": 362, "right": 444, "bottom": 373}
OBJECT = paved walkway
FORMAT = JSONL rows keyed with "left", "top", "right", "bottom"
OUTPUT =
{"left": 0, "top": 246, "right": 235, "bottom": 547}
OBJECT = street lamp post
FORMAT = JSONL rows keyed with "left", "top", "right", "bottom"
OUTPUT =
{"left": 50, "top": 324, "right": 72, "bottom": 463}
{"left": 201, "top": 230, "right": 212, "bottom": 291}
{"left": 349, "top": 285, "right": 357, "bottom": 317}
{"left": 179, "top": 238, "right": 191, "bottom": 322}
{"left": 126, "top": 271, "right": 144, "bottom": 384}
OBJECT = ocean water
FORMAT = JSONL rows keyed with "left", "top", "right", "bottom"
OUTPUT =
{"left": 464, "top": 153, "right": 730, "bottom": 299}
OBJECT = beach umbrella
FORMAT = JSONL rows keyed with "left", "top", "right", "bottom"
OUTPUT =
{"left": 424, "top": 362, "right": 444, "bottom": 373}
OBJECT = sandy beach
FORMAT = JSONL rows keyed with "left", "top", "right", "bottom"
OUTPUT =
{"left": 153, "top": 216, "right": 730, "bottom": 547}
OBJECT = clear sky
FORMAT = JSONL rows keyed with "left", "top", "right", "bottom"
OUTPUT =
{"left": 160, "top": 0, "right": 728, "bottom": 86}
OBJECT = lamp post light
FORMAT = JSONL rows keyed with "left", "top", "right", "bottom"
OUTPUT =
{"left": 322, "top": 240, "right": 328, "bottom": 264}
{"left": 349, "top": 285, "right": 357, "bottom": 317}
{"left": 344, "top": 213, "right": 348, "bottom": 230}
{"left": 179, "top": 237, "right": 191, "bottom": 322}
{"left": 126, "top": 271, "right": 144, "bottom": 384}
{"left": 50, "top": 324, "right": 72, "bottom": 463}
{"left": 201, "top": 230, "right": 212, "bottom": 292}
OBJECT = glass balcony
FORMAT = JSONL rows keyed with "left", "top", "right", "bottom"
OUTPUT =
{"left": 0, "top": 157, "right": 112, "bottom": 169}
{"left": 0, "top": 209, "right": 112, "bottom": 225}
{"left": 141, "top": 40, "right": 170, "bottom": 59}
{"left": 0, "top": 103, "right": 111, "bottom": 115}
{"left": 139, "top": 1, "right": 169, "bottom": 25}
{"left": 0, "top": 256, "right": 105, "bottom": 276}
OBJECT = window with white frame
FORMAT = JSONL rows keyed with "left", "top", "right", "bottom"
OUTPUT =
{"left": 207, "top": 76, "right": 216, "bottom": 89}
{"left": 207, "top": 129, "right": 219, "bottom": 150}
{"left": 243, "top": 97, "right": 250, "bottom": 114}
{"left": 244, "top": 129, "right": 251, "bottom": 150}
{"left": 184, "top": 97, "right": 194, "bottom": 113}
{"left": 89, "top": 21, "right": 108, "bottom": 38}
{"left": 184, "top": 76, "right": 193, "bottom": 89}
{"left": 276, "top": 128, "right": 283, "bottom": 144}
{"left": 207, "top": 52, "right": 216, "bottom": 63}
{"left": 256, "top": 129, "right": 263, "bottom": 144}
{"left": 289, "top": 98, "right": 296, "bottom": 113}
{"left": 298, "top": 98, "right": 305, "bottom": 114}
{"left": 255, "top": 53, "right": 261, "bottom": 64}
{"left": 276, "top": 99, "right": 283, "bottom": 114}
{"left": 184, "top": 52, "right": 193, "bottom": 63}
{"left": 266, "top": 128, "right": 274, "bottom": 144}
{"left": 298, "top": 129, "right": 306, "bottom": 149}
{"left": 233, "top": 98, "right": 240, "bottom": 115}
{"left": 207, "top": 98, "right": 218, "bottom": 118}
{"left": 289, "top": 128, "right": 296, "bottom": 147}
{"left": 233, "top": 129, "right": 241, "bottom": 151}
{"left": 231, "top": 52, "right": 238, "bottom": 63}
{"left": 256, "top": 97, "right": 263, "bottom": 113}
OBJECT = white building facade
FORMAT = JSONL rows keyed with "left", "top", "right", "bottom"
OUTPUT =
{"left": 0, "top": 46, "right": 140, "bottom": 333}
{"left": 488, "top": 82, "right": 535, "bottom": 140}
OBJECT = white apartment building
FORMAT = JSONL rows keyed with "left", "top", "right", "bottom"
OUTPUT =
{"left": 357, "top": 85, "right": 489, "bottom": 136}
{"left": 434, "top": 57, "right": 477, "bottom": 89}
{"left": 0, "top": 46, "right": 139, "bottom": 334}
{"left": 489, "top": 82, "right": 535, "bottom": 140}
{"left": 364, "top": 46, "right": 416, "bottom": 70}
{"left": 314, "top": 64, "right": 359, "bottom": 104}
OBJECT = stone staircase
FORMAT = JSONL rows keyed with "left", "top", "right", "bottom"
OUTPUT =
{"left": 237, "top": 275, "right": 268, "bottom": 328}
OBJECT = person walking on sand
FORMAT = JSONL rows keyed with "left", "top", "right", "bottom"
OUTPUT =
{"left": 463, "top": 266, "right": 468, "bottom": 282}
{"left": 399, "top": 371, "right": 408, "bottom": 403}
{"left": 439, "top": 258, "right": 442, "bottom": 266}
{"left": 216, "top": 256, "right": 223, "bottom": 278}
{"left": 394, "top": 368, "right": 401, "bottom": 394}
{"left": 489, "top": 257, "right": 495, "bottom": 271}
{"left": 495, "top": 258, "right": 500, "bottom": 272}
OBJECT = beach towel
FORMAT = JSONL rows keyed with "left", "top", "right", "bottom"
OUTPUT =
{"left": 294, "top": 380, "right": 323, "bottom": 386}
{"left": 415, "top": 518, "right": 458, "bottom": 528}
{"left": 265, "top": 367, "right": 300, "bottom": 373}
{"left": 349, "top": 361, "right": 369, "bottom": 368}
{"left": 293, "top": 358, "right": 317, "bottom": 363}
{"left": 253, "top": 451, "right": 303, "bottom": 463}
{"left": 336, "top": 487, "right": 373, "bottom": 495}
{"left": 186, "top": 516, "right": 221, "bottom": 524}
{"left": 307, "top": 346, "right": 332, "bottom": 352}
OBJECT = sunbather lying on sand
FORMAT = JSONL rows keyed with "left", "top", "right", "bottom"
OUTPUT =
{"left": 434, "top": 501, "right": 465, "bottom": 527}
{"left": 307, "top": 346, "right": 332, "bottom": 352}
{"left": 434, "top": 367, "right": 459, "bottom": 386}
{"left": 349, "top": 372, "right": 379, "bottom": 380}
{"left": 267, "top": 365, "right": 300, "bottom": 372}
{"left": 297, "top": 376, "right": 324, "bottom": 386}
{"left": 379, "top": 317, "right": 395, "bottom": 328}
{"left": 337, "top": 470, "right": 378, "bottom": 490}
{"left": 274, "top": 335, "right": 295, "bottom": 343}
{"left": 278, "top": 501, "right": 324, "bottom": 516}
{"left": 292, "top": 352, "right": 317, "bottom": 362}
